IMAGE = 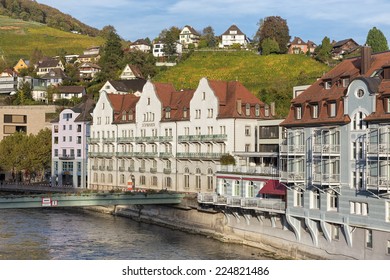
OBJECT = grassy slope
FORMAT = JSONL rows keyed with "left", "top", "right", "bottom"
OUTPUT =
{"left": 0, "top": 16, "right": 104, "bottom": 63}
{"left": 153, "top": 51, "right": 330, "bottom": 116}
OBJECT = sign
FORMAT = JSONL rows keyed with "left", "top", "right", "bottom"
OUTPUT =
{"left": 42, "top": 197, "right": 51, "bottom": 207}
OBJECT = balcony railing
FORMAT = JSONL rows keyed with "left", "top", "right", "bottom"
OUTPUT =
{"left": 119, "top": 167, "right": 125, "bottom": 172}
{"left": 150, "top": 167, "right": 157, "bottom": 173}
{"left": 58, "top": 154, "right": 75, "bottom": 160}
{"left": 367, "top": 144, "right": 390, "bottom": 155}
{"left": 367, "top": 176, "right": 390, "bottom": 188}
{"left": 176, "top": 152, "right": 227, "bottom": 160}
{"left": 159, "top": 152, "right": 173, "bottom": 158}
{"left": 312, "top": 173, "right": 340, "bottom": 184}
{"left": 178, "top": 134, "right": 227, "bottom": 142}
{"left": 163, "top": 168, "right": 171, "bottom": 174}
{"left": 128, "top": 166, "right": 135, "bottom": 172}
{"left": 216, "top": 164, "right": 279, "bottom": 176}
{"left": 197, "top": 194, "right": 285, "bottom": 213}
{"left": 92, "top": 165, "right": 98, "bottom": 170}
{"left": 280, "top": 171, "right": 305, "bottom": 182}
{"left": 133, "top": 152, "right": 158, "bottom": 158}
{"left": 313, "top": 144, "right": 340, "bottom": 155}
{"left": 87, "top": 138, "right": 99, "bottom": 144}
{"left": 117, "top": 137, "right": 135, "bottom": 143}
{"left": 139, "top": 167, "right": 145, "bottom": 173}
{"left": 280, "top": 145, "right": 305, "bottom": 154}
{"left": 102, "top": 137, "right": 115, "bottom": 143}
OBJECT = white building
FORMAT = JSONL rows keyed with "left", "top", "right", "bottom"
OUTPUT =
{"left": 179, "top": 25, "right": 200, "bottom": 48}
{"left": 51, "top": 99, "right": 95, "bottom": 188}
{"left": 88, "top": 77, "right": 273, "bottom": 192}
{"left": 152, "top": 42, "right": 183, "bottom": 58}
{"left": 220, "top": 25, "right": 249, "bottom": 48}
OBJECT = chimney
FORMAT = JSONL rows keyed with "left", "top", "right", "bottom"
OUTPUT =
{"left": 361, "top": 45, "right": 372, "bottom": 75}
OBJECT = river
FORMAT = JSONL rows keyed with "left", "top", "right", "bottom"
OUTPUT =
{"left": 0, "top": 208, "right": 278, "bottom": 260}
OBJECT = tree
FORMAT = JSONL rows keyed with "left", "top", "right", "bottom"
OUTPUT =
{"left": 96, "top": 30, "right": 124, "bottom": 81}
{"left": 261, "top": 38, "right": 280, "bottom": 55}
{"left": 314, "top": 36, "right": 333, "bottom": 64}
{"left": 200, "top": 26, "right": 217, "bottom": 48}
{"left": 366, "top": 27, "right": 389, "bottom": 53}
{"left": 13, "top": 81, "right": 33, "bottom": 105}
{"left": 158, "top": 27, "right": 181, "bottom": 61}
{"left": 124, "top": 49, "right": 157, "bottom": 78}
{"left": 100, "top": 25, "right": 117, "bottom": 39}
{"left": 255, "top": 16, "right": 290, "bottom": 54}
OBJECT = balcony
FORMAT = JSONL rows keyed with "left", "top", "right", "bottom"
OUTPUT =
{"left": 178, "top": 134, "right": 227, "bottom": 143}
{"left": 159, "top": 136, "right": 173, "bottom": 142}
{"left": 367, "top": 176, "right": 390, "bottom": 190}
{"left": 92, "top": 165, "right": 98, "bottom": 171}
{"left": 139, "top": 167, "right": 145, "bottom": 173}
{"left": 176, "top": 152, "right": 226, "bottom": 160}
{"left": 133, "top": 152, "right": 158, "bottom": 158}
{"left": 163, "top": 168, "right": 171, "bottom": 174}
{"left": 107, "top": 166, "right": 113, "bottom": 171}
{"left": 367, "top": 144, "right": 390, "bottom": 156}
{"left": 216, "top": 164, "right": 279, "bottom": 176}
{"left": 150, "top": 167, "right": 157, "bottom": 173}
{"left": 99, "top": 166, "right": 105, "bottom": 171}
{"left": 313, "top": 144, "right": 340, "bottom": 155}
{"left": 116, "top": 152, "right": 136, "bottom": 157}
{"left": 280, "top": 171, "right": 305, "bottom": 183}
{"left": 312, "top": 173, "right": 340, "bottom": 185}
{"left": 280, "top": 144, "right": 305, "bottom": 154}
{"left": 117, "top": 137, "right": 135, "bottom": 143}
{"left": 197, "top": 194, "right": 285, "bottom": 213}
{"left": 59, "top": 154, "right": 75, "bottom": 160}
{"left": 87, "top": 137, "right": 100, "bottom": 144}
{"left": 159, "top": 152, "right": 173, "bottom": 158}
{"left": 119, "top": 167, "right": 125, "bottom": 172}
{"left": 102, "top": 137, "right": 115, "bottom": 143}
{"left": 135, "top": 136, "right": 158, "bottom": 143}
{"left": 128, "top": 166, "right": 135, "bottom": 172}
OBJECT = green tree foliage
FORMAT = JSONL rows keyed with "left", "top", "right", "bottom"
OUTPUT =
{"left": 96, "top": 30, "right": 124, "bottom": 81}
{"left": 100, "top": 25, "right": 117, "bottom": 39}
{"left": 0, "top": 0, "right": 99, "bottom": 36}
{"left": 366, "top": 27, "right": 389, "bottom": 53}
{"left": 0, "top": 129, "right": 52, "bottom": 182}
{"left": 124, "top": 49, "right": 157, "bottom": 79}
{"left": 256, "top": 16, "right": 290, "bottom": 54}
{"left": 13, "top": 81, "right": 33, "bottom": 105}
{"left": 159, "top": 26, "right": 181, "bottom": 61}
{"left": 314, "top": 36, "right": 333, "bottom": 64}
{"left": 200, "top": 26, "right": 217, "bottom": 48}
{"left": 261, "top": 38, "right": 280, "bottom": 55}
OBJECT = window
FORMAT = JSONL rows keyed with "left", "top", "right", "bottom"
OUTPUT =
{"left": 77, "top": 124, "right": 82, "bottom": 132}
{"left": 331, "top": 224, "right": 340, "bottom": 241}
{"left": 325, "top": 80, "right": 332, "bottom": 89}
{"left": 264, "top": 104, "right": 269, "bottom": 117}
{"left": 207, "top": 168, "right": 213, "bottom": 190}
{"left": 165, "top": 177, "right": 172, "bottom": 188}
{"left": 311, "top": 189, "right": 320, "bottom": 209}
{"left": 312, "top": 104, "right": 319, "bottom": 119}
{"left": 245, "top": 126, "right": 251, "bottom": 136}
{"left": 245, "top": 144, "right": 250, "bottom": 152}
{"left": 184, "top": 168, "right": 190, "bottom": 189}
{"left": 342, "top": 77, "right": 350, "bottom": 87}
{"left": 350, "top": 202, "right": 368, "bottom": 215}
{"left": 356, "top": 88, "right": 365, "bottom": 98}
{"left": 195, "top": 168, "right": 201, "bottom": 190}
{"left": 329, "top": 102, "right": 336, "bottom": 117}
{"left": 54, "top": 149, "right": 58, "bottom": 157}
{"left": 165, "top": 108, "right": 171, "bottom": 119}
{"left": 259, "top": 126, "right": 278, "bottom": 139}
{"left": 295, "top": 189, "right": 304, "bottom": 207}
{"left": 352, "top": 112, "right": 367, "bottom": 130}
{"left": 77, "top": 136, "right": 81, "bottom": 144}
{"left": 140, "top": 175, "right": 146, "bottom": 185}
{"left": 183, "top": 108, "right": 188, "bottom": 118}
{"left": 151, "top": 176, "right": 158, "bottom": 186}
{"left": 77, "top": 149, "right": 81, "bottom": 157}
{"left": 147, "top": 97, "right": 150, "bottom": 105}
{"left": 328, "top": 190, "right": 339, "bottom": 211}
{"left": 366, "top": 229, "right": 373, "bottom": 248}
{"left": 245, "top": 103, "right": 250, "bottom": 116}
{"left": 386, "top": 98, "right": 390, "bottom": 113}
{"left": 255, "top": 104, "right": 260, "bottom": 117}
{"left": 295, "top": 105, "right": 302, "bottom": 120}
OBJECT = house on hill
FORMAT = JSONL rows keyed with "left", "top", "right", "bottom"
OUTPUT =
{"left": 128, "top": 39, "right": 151, "bottom": 53}
{"left": 180, "top": 25, "right": 201, "bottom": 48}
{"left": 332, "top": 38, "right": 360, "bottom": 60}
{"left": 36, "top": 58, "right": 64, "bottom": 76}
{"left": 120, "top": 64, "right": 144, "bottom": 80}
{"left": 288, "top": 37, "right": 317, "bottom": 55}
{"left": 78, "top": 62, "right": 101, "bottom": 81}
{"left": 41, "top": 68, "right": 68, "bottom": 86}
{"left": 99, "top": 79, "right": 147, "bottom": 96}
{"left": 220, "top": 24, "right": 249, "bottom": 48}
{"left": 13, "top": 59, "right": 30, "bottom": 73}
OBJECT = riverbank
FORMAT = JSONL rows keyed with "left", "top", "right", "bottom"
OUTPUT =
{"left": 84, "top": 196, "right": 321, "bottom": 260}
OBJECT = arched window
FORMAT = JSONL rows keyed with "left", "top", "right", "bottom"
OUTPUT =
{"left": 108, "top": 174, "right": 113, "bottom": 183}
{"left": 245, "top": 103, "right": 250, "bottom": 116}
{"left": 195, "top": 168, "right": 201, "bottom": 190}
{"left": 352, "top": 111, "right": 367, "bottom": 130}
{"left": 100, "top": 174, "right": 105, "bottom": 183}
{"left": 264, "top": 104, "right": 270, "bottom": 117}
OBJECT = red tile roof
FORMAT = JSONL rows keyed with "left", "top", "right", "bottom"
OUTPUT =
{"left": 107, "top": 93, "right": 140, "bottom": 124}
{"left": 281, "top": 48, "right": 390, "bottom": 127}
{"left": 259, "top": 180, "right": 286, "bottom": 196}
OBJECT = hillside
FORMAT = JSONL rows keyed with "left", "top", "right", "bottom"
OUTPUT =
{"left": 0, "top": 15, "right": 104, "bottom": 63}
{"left": 153, "top": 51, "right": 330, "bottom": 117}
{"left": 0, "top": 0, "right": 99, "bottom": 36}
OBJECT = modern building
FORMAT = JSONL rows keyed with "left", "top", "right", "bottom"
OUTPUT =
{"left": 88, "top": 77, "right": 272, "bottom": 192}
{"left": 0, "top": 105, "right": 57, "bottom": 141}
{"left": 51, "top": 99, "right": 95, "bottom": 188}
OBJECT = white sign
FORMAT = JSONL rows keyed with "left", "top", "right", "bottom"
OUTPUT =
{"left": 41, "top": 197, "right": 51, "bottom": 207}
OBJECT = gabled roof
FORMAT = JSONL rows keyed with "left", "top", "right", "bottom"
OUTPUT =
{"left": 41, "top": 68, "right": 68, "bottom": 79}
{"left": 37, "top": 59, "right": 61, "bottom": 68}
{"left": 58, "top": 86, "right": 86, "bottom": 94}
{"left": 290, "top": 37, "right": 306, "bottom": 45}
{"left": 123, "top": 64, "right": 144, "bottom": 79}
{"left": 332, "top": 38, "right": 359, "bottom": 48}
{"left": 132, "top": 39, "right": 150, "bottom": 46}
{"left": 79, "top": 62, "right": 101, "bottom": 69}
{"left": 73, "top": 98, "right": 95, "bottom": 122}
{"left": 181, "top": 25, "right": 200, "bottom": 36}
{"left": 221, "top": 24, "right": 245, "bottom": 36}
{"left": 107, "top": 93, "right": 140, "bottom": 124}
{"left": 107, "top": 79, "right": 147, "bottom": 93}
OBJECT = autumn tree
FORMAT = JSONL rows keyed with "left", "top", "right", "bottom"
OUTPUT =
{"left": 158, "top": 26, "right": 181, "bottom": 61}
{"left": 124, "top": 49, "right": 157, "bottom": 79}
{"left": 366, "top": 27, "right": 389, "bottom": 53}
{"left": 255, "top": 16, "right": 290, "bottom": 54}
{"left": 199, "top": 26, "right": 217, "bottom": 48}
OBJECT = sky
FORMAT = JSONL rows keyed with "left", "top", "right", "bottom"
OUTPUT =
{"left": 37, "top": 0, "right": 390, "bottom": 45}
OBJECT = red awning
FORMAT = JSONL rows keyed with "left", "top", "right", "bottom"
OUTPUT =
{"left": 259, "top": 180, "right": 286, "bottom": 196}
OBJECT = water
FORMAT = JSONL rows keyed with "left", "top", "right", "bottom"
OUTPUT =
{"left": 0, "top": 208, "right": 276, "bottom": 260}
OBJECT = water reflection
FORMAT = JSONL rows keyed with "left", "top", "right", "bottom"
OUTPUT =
{"left": 0, "top": 208, "right": 277, "bottom": 260}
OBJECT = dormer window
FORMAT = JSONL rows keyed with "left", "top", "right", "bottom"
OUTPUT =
{"left": 245, "top": 103, "right": 250, "bottom": 116}
{"left": 386, "top": 98, "right": 390, "bottom": 113}
{"left": 128, "top": 110, "right": 133, "bottom": 121}
{"left": 264, "top": 104, "right": 270, "bottom": 117}
{"left": 342, "top": 77, "right": 350, "bottom": 87}
{"left": 312, "top": 103, "right": 319, "bottom": 119}
{"left": 329, "top": 102, "right": 337, "bottom": 117}
{"left": 255, "top": 104, "right": 260, "bottom": 117}
{"left": 295, "top": 105, "right": 302, "bottom": 120}
{"left": 165, "top": 107, "right": 171, "bottom": 119}
{"left": 183, "top": 107, "right": 188, "bottom": 118}
{"left": 325, "top": 80, "right": 332, "bottom": 89}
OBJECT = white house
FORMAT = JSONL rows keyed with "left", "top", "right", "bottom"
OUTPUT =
{"left": 220, "top": 24, "right": 248, "bottom": 48}
{"left": 179, "top": 25, "right": 201, "bottom": 48}
{"left": 152, "top": 41, "right": 183, "bottom": 58}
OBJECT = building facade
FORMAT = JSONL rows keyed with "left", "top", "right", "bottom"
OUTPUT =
{"left": 88, "top": 78, "right": 271, "bottom": 193}
{"left": 279, "top": 46, "right": 390, "bottom": 259}
{"left": 51, "top": 100, "right": 94, "bottom": 188}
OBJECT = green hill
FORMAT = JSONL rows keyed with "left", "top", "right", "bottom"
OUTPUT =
{"left": 0, "top": 15, "right": 104, "bottom": 63}
{"left": 153, "top": 51, "right": 330, "bottom": 117}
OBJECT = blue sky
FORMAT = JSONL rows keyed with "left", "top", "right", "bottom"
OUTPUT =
{"left": 37, "top": 0, "right": 390, "bottom": 45}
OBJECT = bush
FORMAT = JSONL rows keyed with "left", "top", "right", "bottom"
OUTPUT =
{"left": 220, "top": 154, "right": 235, "bottom": 165}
